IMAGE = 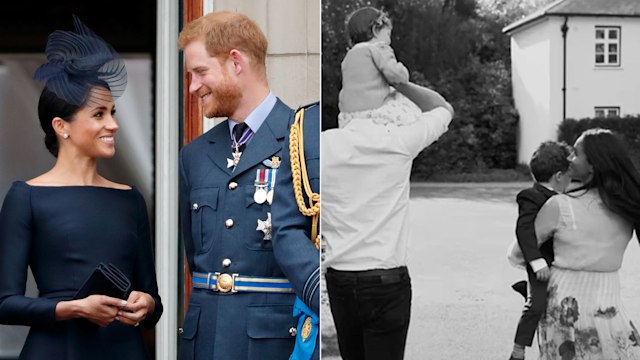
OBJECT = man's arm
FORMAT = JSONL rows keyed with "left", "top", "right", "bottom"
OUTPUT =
{"left": 394, "top": 81, "right": 454, "bottom": 116}
{"left": 271, "top": 104, "right": 320, "bottom": 314}
{"left": 396, "top": 86, "right": 453, "bottom": 159}
{"left": 179, "top": 148, "right": 196, "bottom": 273}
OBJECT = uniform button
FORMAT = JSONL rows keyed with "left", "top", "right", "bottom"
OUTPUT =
{"left": 289, "top": 327, "right": 297, "bottom": 337}
{"left": 192, "top": 203, "right": 199, "bottom": 210}
{"left": 225, "top": 219, "right": 234, "bottom": 228}
{"left": 222, "top": 258, "right": 232, "bottom": 267}
{"left": 228, "top": 182, "right": 238, "bottom": 190}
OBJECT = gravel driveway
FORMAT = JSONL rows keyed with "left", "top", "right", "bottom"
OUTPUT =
{"left": 321, "top": 182, "right": 640, "bottom": 359}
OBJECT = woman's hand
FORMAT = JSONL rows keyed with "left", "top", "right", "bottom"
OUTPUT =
{"left": 56, "top": 295, "right": 126, "bottom": 327}
{"left": 117, "top": 291, "right": 156, "bottom": 327}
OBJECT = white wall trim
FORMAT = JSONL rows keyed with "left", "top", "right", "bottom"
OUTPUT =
{"left": 203, "top": 0, "right": 216, "bottom": 132}
{"left": 204, "top": 0, "right": 215, "bottom": 16}
{"left": 155, "top": 0, "right": 179, "bottom": 358}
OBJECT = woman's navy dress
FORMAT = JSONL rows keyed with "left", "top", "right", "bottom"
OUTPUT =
{"left": 0, "top": 181, "right": 163, "bottom": 359}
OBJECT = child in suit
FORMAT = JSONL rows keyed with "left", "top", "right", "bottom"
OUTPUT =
{"left": 509, "top": 140, "right": 573, "bottom": 360}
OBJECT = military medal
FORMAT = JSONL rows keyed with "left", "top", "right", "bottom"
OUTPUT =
{"left": 227, "top": 146, "right": 243, "bottom": 169}
{"left": 228, "top": 124, "right": 254, "bottom": 169}
{"left": 254, "top": 164, "right": 278, "bottom": 205}
{"left": 256, "top": 212, "right": 272, "bottom": 240}
{"left": 266, "top": 168, "right": 277, "bottom": 204}
{"left": 255, "top": 168, "right": 278, "bottom": 205}
{"left": 254, "top": 185, "right": 268, "bottom": 204}
{"left": 254, "top": 169, "right": 268, "bottom": 204}
{"left": 271, "top": 156, "right": 280, "bottom": 169}
{"left": 263, "top": 155, "right": 281, "bottom": 169}
{"left": 262, "top": 155, "right": 280, "bottom": 169}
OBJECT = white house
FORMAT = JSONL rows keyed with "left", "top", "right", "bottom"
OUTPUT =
{"left": 503, "top": 0, "right": 640, "bottom": 164}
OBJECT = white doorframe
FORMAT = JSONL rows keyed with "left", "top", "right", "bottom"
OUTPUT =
{"left": 155, "top": 0, "right": 179, "bottom": 358}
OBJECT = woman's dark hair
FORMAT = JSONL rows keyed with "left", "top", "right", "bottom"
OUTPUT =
{"left": 572, "top": 128, "right": 640, "bottom": 229}
{"left": 37, "top": 87, "right": 79, "bottom": 157}
{"left": 345, "top": 7, "right": 392, "bottom": 45}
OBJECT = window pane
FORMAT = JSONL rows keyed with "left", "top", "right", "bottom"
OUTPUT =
{"left": 609, "top": 54, "right": 618, "bottom": 63}
{"left": 596, "top": 29, "right": 605, "bottom": 38}
{"left": 607, "top": 110, "right": 618, "bottom": 117}
{"left": 609, "top": 43, "right": 618, "bottom": 53}
{"left": 595, "top": 109, "right": 605, "bottom": 117}
{"left": 596, "top": 43, "right": 605, "bottom": 53}
{"left": 609, "top": 29, "right": 618, "bottom": 39}
{"left": 596, "top": 54, "right": 604, "bottom": 63}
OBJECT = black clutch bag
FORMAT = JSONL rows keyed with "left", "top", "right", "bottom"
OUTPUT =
{"left": 73, "top": 263, "right": 132, "bottom": 300}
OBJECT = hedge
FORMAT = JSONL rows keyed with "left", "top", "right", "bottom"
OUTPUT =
{"left": 322, "top": 0, "right": 520, "bottom": 181}
{"left": 557, "top": 116, "right": 640, "bottom": 168}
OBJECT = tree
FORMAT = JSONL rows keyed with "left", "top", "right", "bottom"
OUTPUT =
{"left": 323, "top": 0, "right": 524, "bottom": 179}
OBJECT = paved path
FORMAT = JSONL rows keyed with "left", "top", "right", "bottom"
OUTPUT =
{"left": 322, "top": 182, "right": 640, "bottom": 359}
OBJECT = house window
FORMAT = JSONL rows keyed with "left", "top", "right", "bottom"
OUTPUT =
{"left": 595, "top": 26, "right": 620, "bottom": 66}
{"left": 594, "top": 107, "right": 620, "bottom": 118}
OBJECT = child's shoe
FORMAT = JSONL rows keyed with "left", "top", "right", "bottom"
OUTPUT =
{"left": 511, "top": 280, "right": 527, "bottom": 300}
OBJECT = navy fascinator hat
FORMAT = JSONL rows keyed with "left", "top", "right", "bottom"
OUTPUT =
{"left": 34, "top": 15, "right": 127, "bottom": 106}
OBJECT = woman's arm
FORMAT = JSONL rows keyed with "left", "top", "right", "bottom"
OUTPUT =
{"left": 0, "top": 183, "right": 124, "bottom": 328}
{"left": 119, "top": 190, "right": 162, "bottom": 328}
{"left": 0, "top": 183, "right": 59, "bottom": 328}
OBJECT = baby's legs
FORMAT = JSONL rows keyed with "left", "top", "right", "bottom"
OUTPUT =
{"left": 339, "top": 81, "right": 448, "bottom": 128}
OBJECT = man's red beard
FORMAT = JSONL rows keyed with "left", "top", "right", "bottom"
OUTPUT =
{"left": 202, "top": 74, "right": 242, "bottom": 119}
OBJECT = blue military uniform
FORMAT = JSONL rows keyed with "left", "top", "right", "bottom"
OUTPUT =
{"left": 271, "top": 102, "right": 320, "bottom": 360}
{"left": 179, "top": 95, "right": 300, "bottom": 360}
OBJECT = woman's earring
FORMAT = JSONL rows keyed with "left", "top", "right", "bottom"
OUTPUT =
{"left": 63, "top": 133, "right": 69, "bottom": 139}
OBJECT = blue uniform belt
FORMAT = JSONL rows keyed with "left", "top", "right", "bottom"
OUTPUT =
{"left": 192, "top": 271, "right": 294, "bottom": 294}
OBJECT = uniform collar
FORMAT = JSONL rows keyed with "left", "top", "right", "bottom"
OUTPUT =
{"left": 227, "top": 91, "right": 276, "bottom": 137}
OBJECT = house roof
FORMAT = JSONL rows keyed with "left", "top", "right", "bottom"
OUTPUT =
{"left": 503, "top": 0, "right": 640, "bottom": 34}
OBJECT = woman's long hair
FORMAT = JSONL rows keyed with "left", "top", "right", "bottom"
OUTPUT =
{"left": 571, "top": 128, "right": 640, "bottom": 230}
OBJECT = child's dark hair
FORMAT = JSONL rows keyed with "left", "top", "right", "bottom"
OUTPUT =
{"left": 529, "top": 140, "right": 572, "bottom": 182}
{"left": 345, "top": 6, "right": 392, "bottom": 45}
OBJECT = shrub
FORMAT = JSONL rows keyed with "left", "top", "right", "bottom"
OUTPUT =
{"left": 557, "top": 116, "right": 640, "bottom": 168}
{"left": 322, "top": 0, "right": 519, "bottom": 181}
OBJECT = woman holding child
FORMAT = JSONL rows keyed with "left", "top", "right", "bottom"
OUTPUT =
{"left": 534, "top": 128, "right": 640, "bottom": 359}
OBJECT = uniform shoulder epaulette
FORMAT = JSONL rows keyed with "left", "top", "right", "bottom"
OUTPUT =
{"left": 289, "top": 100, "right": 320, "bottom": 250}
{"left": 295, "top": 101, "right": 319, "bottom": 113}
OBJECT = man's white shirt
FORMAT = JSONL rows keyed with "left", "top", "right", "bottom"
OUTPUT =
{"left": 322, "top": 107, "right": 453, "bottom": 271}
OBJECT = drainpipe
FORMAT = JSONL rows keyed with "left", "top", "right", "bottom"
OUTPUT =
{"left": 561, "top": 16, "right": 569, "bottom": 121}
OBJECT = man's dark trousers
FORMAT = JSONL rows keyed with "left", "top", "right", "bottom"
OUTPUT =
{"left": 325, "top": 266, "right": 411, "bottom": 360}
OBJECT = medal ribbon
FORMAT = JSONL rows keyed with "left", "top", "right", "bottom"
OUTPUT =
{"left": 268, "top": 169, "right": 277, "bottom": 192}
{"left": 255, "top": 169, "right": 278, "bottom": 192}
{"left": 255, "top": 169, "right": 267, "bottom": 185}
{"left": 231, "top": 125, "right": 254, "bottom": 150}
